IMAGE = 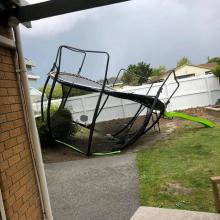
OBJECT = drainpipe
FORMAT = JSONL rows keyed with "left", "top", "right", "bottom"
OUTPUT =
{"left": 0, "top": 188, "right": 6, "bottom": 220}
{"left": 13, "top": 26, "right": 53, "bottom": 220}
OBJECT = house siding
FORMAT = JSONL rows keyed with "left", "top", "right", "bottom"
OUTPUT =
{"left": 0, "top": 24, "right": 43, "bottom": 219}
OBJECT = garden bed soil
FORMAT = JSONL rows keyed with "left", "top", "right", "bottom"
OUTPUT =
{"left": 42, "top": 107, "right": 219, "bottom": 163}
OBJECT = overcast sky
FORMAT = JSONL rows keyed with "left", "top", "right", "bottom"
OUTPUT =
{"left": 21, "top": 0, "right": 220, "bottom": 87}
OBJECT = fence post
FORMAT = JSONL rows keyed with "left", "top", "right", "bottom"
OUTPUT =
{"left": 205, "top": 76, "right": 213, "bottom": 105}
{"left": 121, "top": 99, "right": 127, "bottom": 118}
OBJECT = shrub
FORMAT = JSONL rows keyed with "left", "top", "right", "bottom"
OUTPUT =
{"left": 51, "top": 108, "right": 78, "bottom": 139}
{"left": 36, "top": 107, "right": 77, "bottom": 148}
{"left": 36, "top": 119, "right": 53, "bottom": 148}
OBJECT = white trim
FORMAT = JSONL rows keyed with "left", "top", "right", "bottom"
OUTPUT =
{"left": 0, "top": 35, "right": 16, "bottom": 49}
{"left": 0, "top": 188, "right": 6, "bottom": 220}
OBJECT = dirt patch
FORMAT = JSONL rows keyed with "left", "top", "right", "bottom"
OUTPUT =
{"left": 165, "top": 182, "right": 193, "bottom": 195}
{"left": 42, "top": 107, "right": 218, "bottom": 163}
{"left": 42, "top": 143, "right": 86, "bottom": 163}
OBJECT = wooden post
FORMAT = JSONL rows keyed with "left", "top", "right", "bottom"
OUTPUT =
{"left": 210, "top": 176, "right": 220, "bottom": 213}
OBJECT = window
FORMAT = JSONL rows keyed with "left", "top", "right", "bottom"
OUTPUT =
{"left": 176, "top": 73, "right": 195, "bottom": 79}
{"left": 205, "top": 71, "right": 213, "bottom": 75}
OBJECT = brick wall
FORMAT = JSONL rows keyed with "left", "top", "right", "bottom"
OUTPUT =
{"left": 0, "top": 23, "right": 43, "bottom": 219}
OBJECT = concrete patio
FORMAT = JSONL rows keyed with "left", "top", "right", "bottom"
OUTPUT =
{"left": 130, "top": 207, "right": 220, "bottom": 220}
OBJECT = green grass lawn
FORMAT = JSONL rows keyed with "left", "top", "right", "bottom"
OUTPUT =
{"left": 136, "top": 123, "right": 220, "bottom": 212}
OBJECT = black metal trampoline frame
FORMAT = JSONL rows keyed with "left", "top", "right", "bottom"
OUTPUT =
{"left": 41, "top": 45, "right": 179, "bottom": 156}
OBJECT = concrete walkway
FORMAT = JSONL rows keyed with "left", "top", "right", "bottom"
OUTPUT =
{"left": 45, "top": 153, "right": 139, "bottom": 220}
{"left": 130, "top": 207, "right": 220, "bottom": 220}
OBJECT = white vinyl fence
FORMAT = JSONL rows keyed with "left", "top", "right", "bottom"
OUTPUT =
{"left": 32, "top": 99, "right": 61, "bottom": 118}
{"left": 33, "top": 74, "right": 220, "bottom": 123}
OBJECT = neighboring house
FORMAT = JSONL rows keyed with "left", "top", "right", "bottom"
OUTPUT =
{"left": 153, "top": 63, "right": 218, "bottom": 82}
{"left": 25, "top": 57, "right": 40, "bottom": 88}
{"left": 25, "top": 58, "right": 42, "bottom": 104}
{"left": 98, "top": 76, "right": 123, "bottom": 89}
{"left": 29, "top": 87, "right": 42, "bottom": 103}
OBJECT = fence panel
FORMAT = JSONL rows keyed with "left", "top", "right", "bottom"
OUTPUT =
{"left": 33, "top": 74, "right": 220, "bottom": 123}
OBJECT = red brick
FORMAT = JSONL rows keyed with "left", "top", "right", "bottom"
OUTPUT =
{"left": 13, "top": 143, "right": 24, "bottom": 154}
{"left": 0, "top": 104, "right": 11, "bottom": 114}
{"left": 0, "top": 131, "right": 10, "bottom": 142}
{"left": 0, "top": 160, "right": 9, "bottom": 172}
{"left": 7, "top": 88, "right": 19, "bottom": 96}
{"left": 26, "top": 204, "right": 36, "bottom": 218}
{"left": 12, "top": 197, "right": 23, "bottom": 212}
{"left": 2, "top": 56, "right": 13, "bottom": 65}
{"left": 15, "top": 184, "right": 26, "bottom": 200}
{"left": 0, "top": 142, "right": 5, "bottom": 152}
{"left": 9, "top": 181, "right": 20, "bottom": 195}
{"left": 13, "top": 171, "right": 25, "bottom": 185}
{"left": 1, "top": 170, "right": 7, "bottom": 180}
{"left": 10, "top": 104, "right": 21, "bottom": 112}
{"left": 0, "top": 42, "right": 43, "bottom": 219}
{"left": 0, "top": 88, "right": 7, "bottom": 96}
{"left": 22, "top": 164, "right": 32, "bottom": 177}
{"left": 10, "top": 80, "right": 18, "bottom": 88}
{"left": 8, "top": 154, "right": 20, "bottom": 166}
{"left": 18, "top": 202, "right": 29, "bottom": 217}
{"left": 9, "top": 127, "right": 21, "bottom": 137}
{"left": 17, "top": 111, "right": 23, "bottom": 119}
{"left": 13, "top": 118, "right": 24, "bottom": 128}
{"left": 19, "top": 214, "right": 27, "bottom": 220}
{"left": 5, "top": 194, "right": 15, "bottom": 207}
{"left": 0, "top": 114, "right": 6, "bottom": 123}
{"left": 4, "top": 72, "right": 17, "bottom": 80}
{"left": 19, "top": 149, "right": 29, "bottom": 159}
{"left": 16, "top": 134, "right": 26, "bottom": 144}
{"left": 4, "top": 137, "right": 17, "bottom": 149}
{"left": 2, "top": 176, "right": 12, "bottom": 189}
{"left": 2, "top": 148, "right": 13, "bottom": 160}
{"left": 6, "top": 112, "right": 18, "bottom": 121}
{"left": 0, "top": 96, "right": 10, "bottom": 105}
{"left": 22, "top": 188, "right": 33, "bottom": 201}
{"left": 16, "top": 158, "right": 29, "bottom": 172}
{"left": 6, "top": 211, "right": 18, "bottom": 220}
{"left": 0, "top": 79, "right": 12, "bottom": 87}
{"left": 2, "top": 188, "right": 10, "bottom": 199}
{"left": 19, "top": 126, "right": 26, "bottom": 135}
{"left": 0, "top": 121, "right": 14, "bottom": 132}
{"left": 0, "top": 72, "right": 5, "bottom": 79}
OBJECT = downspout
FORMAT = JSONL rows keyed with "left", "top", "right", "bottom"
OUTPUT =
{"left": 0, "top": 188, "right": 6, "bottom": 220}
{"left": 13, "top": 26, "right": 53, "bottom": 220}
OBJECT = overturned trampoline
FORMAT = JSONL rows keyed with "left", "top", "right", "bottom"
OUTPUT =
{"left": 41, "top": 45, "right": 179, "bottom": 156}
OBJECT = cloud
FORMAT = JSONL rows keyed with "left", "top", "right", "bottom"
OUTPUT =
{"left": 21, "top": 0, "right": 93, "bottom": 38}
{"left": 21, "top": 13, "right": 87, "bottom": 38}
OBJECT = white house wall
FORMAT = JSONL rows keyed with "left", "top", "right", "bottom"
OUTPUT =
{"left": 166, "top": 65, "right": 211, "bottom": 80}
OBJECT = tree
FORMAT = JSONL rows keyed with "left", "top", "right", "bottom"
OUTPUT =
{"left": 121, "top": 62, "right": 152, "bottom": 86}
{"left": 151, "top": 65, "right": 166, "bottom": 77}
{"left": 176, "top": 57, "right": 191, "bottom": 68}
{"left": 39, "top": 84, "right": 62, "bottom": 99}
{"left": 207, "top": 56, "right": 220, "bottom": 64}
{"left": 213, "top": 65, "right": 220, "bottom": 78}
{"left": 39, "top": 84, "right": 90, "bottom": 99}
